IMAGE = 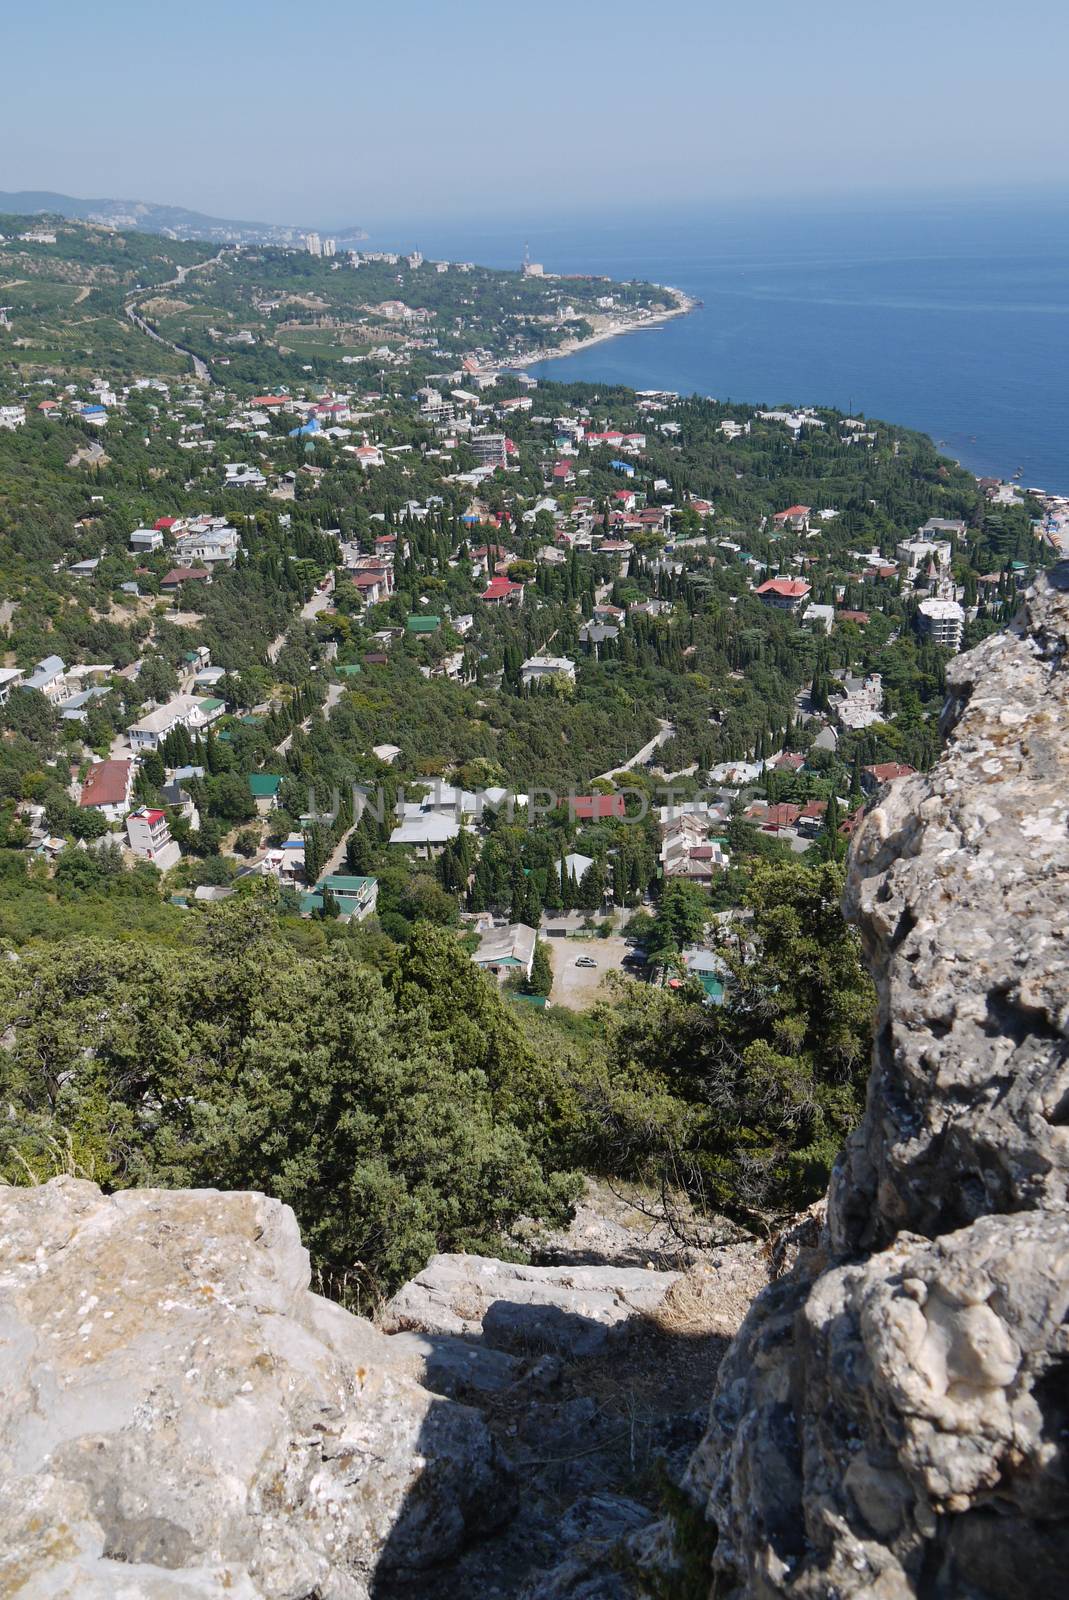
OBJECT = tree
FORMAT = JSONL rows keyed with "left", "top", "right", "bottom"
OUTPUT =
{"left": 576, "top": 860, "right": 606, "bottom": 911}
{"left": 523, "top": 938, "right": 553, "bottom": 997}
{"left": 648, "top": 879, "right": 708, "bottom": 961}
{"left": 0, "top": 906, "right": 580, "bottom": 1295}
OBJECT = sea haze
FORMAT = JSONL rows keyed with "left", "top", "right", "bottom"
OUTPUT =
{"left": 365, "top": 194, "right": 1069, "bottom": 494}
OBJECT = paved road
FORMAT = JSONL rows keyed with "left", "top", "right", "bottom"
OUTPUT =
{"left": 124, "top": 249, "right": 227, "bottom": 383}
{"left": 267, "top": 587, "right": 334, "bottom": 665}
{"left": 593, "top": 718, "right": 674, "bottom": 781}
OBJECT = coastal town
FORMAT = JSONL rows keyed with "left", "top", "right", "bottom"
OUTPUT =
{"left": 0, "top": 211, "right": 1056, "bottom": 1006}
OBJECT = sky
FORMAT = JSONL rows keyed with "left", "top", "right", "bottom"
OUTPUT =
{"left": 4, "top": 0, "right": 1069, "bottom": 229}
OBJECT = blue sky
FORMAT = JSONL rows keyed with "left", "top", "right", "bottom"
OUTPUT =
{"left": 4, "top": 0, "right": 1068, "bottom": 228}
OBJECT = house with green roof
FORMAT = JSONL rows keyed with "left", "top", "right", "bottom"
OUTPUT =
{"left": 299, "top": 874, "right": 378, "bottom": 923}
{"left": 248, "top": 772, "right": 283, "bottom": 814}
{"left": 406, "top": 615, "right": 441, "bottom": 635}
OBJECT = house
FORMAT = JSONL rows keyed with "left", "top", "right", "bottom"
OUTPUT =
{"left": 174, "top": 527, "right": 240, "bottom": 567}
{"left": 388, "top": 814, "right": 461, "bottom": 858}
{"left": 301, "top": 874, "right": 378, "bottom": 923}
{"left": 223, "top": 463, "right": 266, "bottom": 489}
{"left": 916, "top": 598, "right": 965, "bottom": 652}
{"left": 352, "top": 444, "right": 385, "bottom": 469}
{"left": 0, "top": 667, "right": 23, "bottom": 704}
{"left": 521, "top": 655, "right": 576, "bottom": 688}
{"left": 762, "top": 803, "right": 801, "bottom": 832}
{"left": 23, "top": 656, "right": 70, "bottom": 702}
{"left": 754, "top": 577, "right": 811, "bottom": 613}
{"left": 129, "top": 527, "right": 164, "bottom": 554}
{"left": 352, "top": 572, "right": 387, "bottom": 604}
{"left": 797, "top": 800, "right": 829, "bottom": 837}
{"left": 161, "top": 567, "right": 211, "bottom": 593}
{"left": 862, "top": 762, "right": 917, "bottom": 792}
{"left": 126, "top": 809, "right": 181, "bottom": 871}
{"left": 569, "top": 794, "right": 626, "bottom": 821}
{"left": 259, "top": 837, "right": 306, "bottom": 887}
{"left": 248, "top": 772, "right": 283, "bottom": 814}
{"left": 471, "top": 923, "right": 537, "bottom": 982}
{"left": 835, "top": 673, "right": 885, "bottom": 731}
{"left": 579, "top": 622, "right": 619, "bottom": 647}
{"left": 79, "top": 759, "right": 134, "bottom": 822}
{"left": 773, "top": 505, "right": 812, "bottom": 532}
{"left": 406, "top": 615, "right": 441, "bottom": 635}
{"left": 373, "top": 743, "right": 403, "bottom": 764}
{"left": 480, "top": 576, "right": 524, "bottom": 606}
{"left": 678, "top": 948, "right": 726, "bottom": 1003}
{"left": 127, "top": 695, "right": 222, "bottom": 752}
{"left": 559, "top": 851, "right": 594, "bottom": 885}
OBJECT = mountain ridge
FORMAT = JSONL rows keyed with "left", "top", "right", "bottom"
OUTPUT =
{"left": 0, "top": 188, "right": 366, "bottom": 247}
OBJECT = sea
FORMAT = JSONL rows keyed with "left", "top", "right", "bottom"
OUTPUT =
{"left": 363, "top": 194, "right": 1069, "bottom": 495}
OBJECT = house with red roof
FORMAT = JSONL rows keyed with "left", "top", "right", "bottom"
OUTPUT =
{"left": 862, "top": 762, "right": 917, "bottom": 792}
{"left": 569, "top": 794, "right": 626, "bottom": 820}
{"left": 762, "top": 802, "right": 801, "bottom": 832}
{"left": 79, "top": 759, "right": 134, "bottom": 823}
{"left": 480, "top": 576, "right": 524, "bottom": 606}
{"left": 154, "top": 517, "right": 178, "bottom": 533}
{"left": 773, "top": 505, "right": 812, "bottom": 531}
{"left": 754, "top": 577, "right": 811, "bottom": 613}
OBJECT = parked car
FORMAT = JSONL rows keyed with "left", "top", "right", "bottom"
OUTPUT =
{"left": 574, "top": 956, "right": 598, "bottom": 968}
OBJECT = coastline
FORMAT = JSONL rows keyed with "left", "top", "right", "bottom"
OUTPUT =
{"left": 490, "top": 285, "right": 698, "bottom": 375}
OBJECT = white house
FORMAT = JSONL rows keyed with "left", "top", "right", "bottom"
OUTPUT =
{"left": 126, "top": 809, "right": 181, "bottom": 871}
{"left": 223, "top": 462, "right": 266, "bottom": 489}
{"left": 127, "top": 695, "right": 223, "bottom": 752}
{"left": 521, "top": 655, "right": 576, "bottom": 688}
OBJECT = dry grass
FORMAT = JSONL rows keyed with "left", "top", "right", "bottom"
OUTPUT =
{"left": 647, "top": 1259, "right": 764, "bottom": 1341}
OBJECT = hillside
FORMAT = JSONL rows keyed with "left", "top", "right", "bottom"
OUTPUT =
{"left": 0, "top": 188, "right": 365, "bottom": 247}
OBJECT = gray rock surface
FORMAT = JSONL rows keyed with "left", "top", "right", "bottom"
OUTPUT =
{"left": 686, "top": 569, "right": 1069, "bottom": 1598}
{"left": 0, "top": 1179, "right": 514, "bottom": 1599}
{"left": 382, "top": 1252, "right": 682, "bottom": 1356}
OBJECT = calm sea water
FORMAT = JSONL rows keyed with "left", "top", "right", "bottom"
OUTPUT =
{"left": 366, "top": 196, "right": 1069, "bottom": 494}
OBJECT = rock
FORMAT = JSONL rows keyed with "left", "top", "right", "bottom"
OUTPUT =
{"left": 518, "top": 1496, "right": 653, "bottom": 1600}
{"left": 517, "top": 1176, "right": 739, "bottom": 1267}
{"left": 682, "top": 571, "right": 1069, "bottom": 1597}
{"left": 382, "top": 1253, "right": 681, "bottom": 1357}
{"left": 385, "top": 1329, "right": 522, "bottom": 1398}
{"left": 0, "top": 1179, "right": 514, "bottom": 1598}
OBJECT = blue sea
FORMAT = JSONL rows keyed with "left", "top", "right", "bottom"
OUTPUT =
{"left": 364, "top": 194, "right": 1069, "bottom": 494}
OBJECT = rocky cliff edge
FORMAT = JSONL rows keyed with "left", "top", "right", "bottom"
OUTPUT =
{"left": 685, "top": 568, "right": 1069, "bottom": 1598}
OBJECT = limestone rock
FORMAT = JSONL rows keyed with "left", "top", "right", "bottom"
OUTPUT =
{"left": 0, "top": 1179, "right": 514, "bottom": 1598}
{"left": 382, "top": 1252, "right": 681, "bottom": 1357}
{"left": 686, "top": 570, "right": 1069, "bottom": 1598}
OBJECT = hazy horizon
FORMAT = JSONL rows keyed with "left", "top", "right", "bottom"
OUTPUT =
{"left": 4, "top": 0, "right": 1067, "bottom": 228}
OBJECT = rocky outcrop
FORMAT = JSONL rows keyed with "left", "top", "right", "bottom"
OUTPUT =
{"left": 0, "top": 1180, "right": 513, "bottom": 1599}
{"left": 383, "top": 1254, "right": 684, "bottom": 1357}
{"left": 687, "top": 569, "right": 1069, "bottom": 1597}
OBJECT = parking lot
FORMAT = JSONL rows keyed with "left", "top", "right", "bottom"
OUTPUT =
{"left": 545, "top": 933, "right": 634, "bottom": 1009}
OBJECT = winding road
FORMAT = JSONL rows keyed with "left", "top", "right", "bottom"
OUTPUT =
{"left": 124, "top": 248, "right": 229, "bottom": 382}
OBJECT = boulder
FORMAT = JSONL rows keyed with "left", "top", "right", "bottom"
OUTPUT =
{"left": 0, "top": 1179, "right": 514, "bottom": 1598}
{"left": 382, "top": 1252, "right": 681, "bottom": 1357}
{"left": 684, "top": 570, "right": 1069, "bottom": 1597}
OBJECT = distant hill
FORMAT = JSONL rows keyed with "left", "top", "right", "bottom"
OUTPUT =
{"left": 0, "top": 190, "right": 366, "bottom": 249}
